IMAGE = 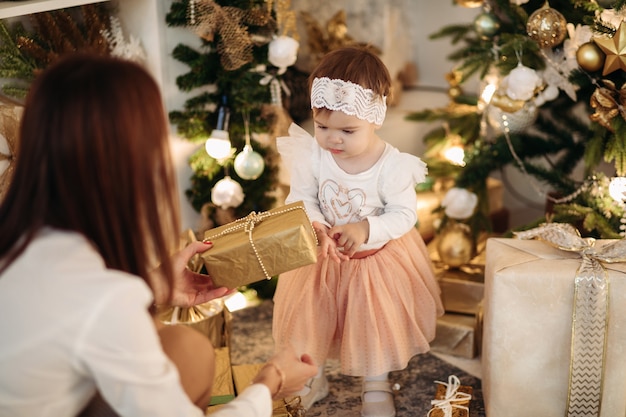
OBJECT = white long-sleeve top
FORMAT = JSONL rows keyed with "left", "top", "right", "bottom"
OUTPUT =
{"left": 0, "top": 229, "right": 272, "bottom": 417}
{"left": 277, "top": 123, "right": 427, "bottom": 251}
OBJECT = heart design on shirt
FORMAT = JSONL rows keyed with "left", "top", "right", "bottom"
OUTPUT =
{"left": 320, "top": 179, "right": 365, "bottom": 224}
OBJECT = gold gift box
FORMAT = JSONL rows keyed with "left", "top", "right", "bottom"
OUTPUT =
{"left": 208, "top": 347, "right": 235, "bottom": 407}
{"left": 201, "top": 201, "right": 318, "bottom": 288}
{"left": 430, "top": 313, "right": 479, "bottom": 359}
{"left": 483, "top": 238, "right": 626, "bottom": 417}
{"left": 429, "top": 381, "right": 473, "bottom": 417}
{"left": 206, "top": 362, "right": 301, "bottom": 416}
{"left": 437, "top": 269, "right": 484, "bottom": 315}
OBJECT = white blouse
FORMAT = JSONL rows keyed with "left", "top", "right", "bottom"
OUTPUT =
{"left": 0, "top": 229, "right": 271, "bottom": 417}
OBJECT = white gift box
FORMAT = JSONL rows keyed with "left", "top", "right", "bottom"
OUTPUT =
{"left": 482, "top": 238, "right": 626, "bottom": 417}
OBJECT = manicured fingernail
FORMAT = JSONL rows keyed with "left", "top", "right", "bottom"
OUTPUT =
{"left": 203, "top": 240, "right": 212, "bottom": 245}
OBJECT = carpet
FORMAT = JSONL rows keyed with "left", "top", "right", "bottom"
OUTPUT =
{"left": 229, "top": 299, "right": 485, "bottom": 416}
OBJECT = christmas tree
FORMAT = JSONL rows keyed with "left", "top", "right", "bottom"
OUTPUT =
{"left": 410, "top": 0, "right": 626, "bottom": 239}
{"left": 165, "top": 0, "right": 303, "bottom": 231}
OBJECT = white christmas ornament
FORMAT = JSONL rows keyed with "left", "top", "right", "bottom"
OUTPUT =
{"left": 503, "top": 64, "right": 543, "bottom": 101}
{"left": 211, "top": 176, "right": 244, "bottom": 209}
{"left": 234, "top": 145, "right": 264, "bottom": 180}
{"left": 488, "top": 103, "right": 539, "bottom": 134}
{"left": 268, "top": 36, "right": 299, "bottom": 73}
{"left": 441, "top": 187, "right": 478, "bottom": 219}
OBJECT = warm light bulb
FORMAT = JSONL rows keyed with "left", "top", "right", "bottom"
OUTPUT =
{"left": 205, "top": 130, "right": 232, "bottom": 160}
{"left": 609, "top": 177, "right": 626, "bottom": 202}
{"left": 480, "top": 83, "right": 496, "bottom": 105}
{"left": 443, "top": 145, "right": 466, "bottom": 166}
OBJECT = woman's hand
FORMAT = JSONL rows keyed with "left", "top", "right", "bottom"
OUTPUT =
{"left": 153, "top": 241, "right": 234, "bottom": 307}
{"left": 253, "top": 344, "right": 318, "bottom": 399}
{"left": 313, "top": 221, "right": 349, "bottom": 263}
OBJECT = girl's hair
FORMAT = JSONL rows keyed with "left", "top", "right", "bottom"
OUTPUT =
{"left": 309, "top": 46, "right": 392, "bottom": 102}
{"left": 0, "top": 53, "right": 180, "bottom": 298}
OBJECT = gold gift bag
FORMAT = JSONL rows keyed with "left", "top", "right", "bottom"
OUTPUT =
{"left": 156, "top": 298, "right": 231, "bottom": 348}
{"left": 201, "top": 201, "right": 318, "bottom": 288}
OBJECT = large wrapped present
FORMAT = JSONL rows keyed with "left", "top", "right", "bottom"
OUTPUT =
{"left": 430, "top": 313, "right": 480, "bottom": 359}
{"left": 483, "top": 224, "right": 626, "bottom": 417}
{"left": 428, "top": 375, "right": 473, "bottom": 417}
{"left": 201, "top": 201, "right": 318, "bottom": 288}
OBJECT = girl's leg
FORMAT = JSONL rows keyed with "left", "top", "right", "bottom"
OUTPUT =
{"left": 362, "top": 372, "right": 395, "bottom": 417}
{"left": 297, "top": 365, "right": 329, "bottom": 410}
{"left": 157, "top": 323, "right": 216, "bottom": 409}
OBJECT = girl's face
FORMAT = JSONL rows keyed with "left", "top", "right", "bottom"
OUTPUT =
{"left": 313, "top": 110, "right": 381, "bottom": 163}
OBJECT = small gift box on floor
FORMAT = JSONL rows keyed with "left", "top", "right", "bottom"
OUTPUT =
{"left": 437, "top": 268, "right": 484, "bottom": 315}
{"left": 201, "top": 201, "right": 318, "bottom": 289}
{"left": 428, "top": 375, "right": 472, "bottom": 417}
{"left": 483, "top": 224, "right": 626, "bottom": 417}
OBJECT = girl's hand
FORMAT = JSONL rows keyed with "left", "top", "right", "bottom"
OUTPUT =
{"left": 152, "top": 241, "right": 234, "bottom": 307}
{"left": 313, "top": 221, "right": 349, "bottom": 263}
{"left": 328, "top": 221, "right": 369, "bottom": 258}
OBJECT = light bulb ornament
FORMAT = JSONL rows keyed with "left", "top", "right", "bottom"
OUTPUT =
{"left": 205, "top": 95, "right": 233, "bottom": 162}
{"left": 234, "top": 111, "right": 265, "bottom": 180}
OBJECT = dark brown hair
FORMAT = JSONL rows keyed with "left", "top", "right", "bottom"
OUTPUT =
{"left": 309, "top": 46, "right": 392, "bottom": 102}
{"left": 0, "top": 53, "right": 180, "bottom": 297}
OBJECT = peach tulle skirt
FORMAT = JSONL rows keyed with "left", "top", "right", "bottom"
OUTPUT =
{"left": 272, "top": 228, "right": 444, "bottom": 377}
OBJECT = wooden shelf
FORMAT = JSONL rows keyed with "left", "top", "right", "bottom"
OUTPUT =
{"left": 0, "top": 0, "right": 109, "bottom": 19}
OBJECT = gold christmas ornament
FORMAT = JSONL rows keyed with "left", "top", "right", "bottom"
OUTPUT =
{"left": 593, "top": 21, "right": 626, "bottom": 76}
{"left": 490, "top": 93, "right": 525, "bottom": 113}
{"left": 437, "top": 222, "right": 475, "bottom": 268}
{"left": 589, "top": 79, "right": 626, "bottom": 132}
{"left": 455, "top": 0, "right": 483, "bottom": 7}
{"left": 576, "top": 42, "right": 606, "bottom": 73}
{"left": 474, "top": 12, "right": 500, "bottom": 39}
{"left": 487, "top": 102, "right": 539, "bottom": 134}
{"left": 526, "top": 5, "right": 567, "bottom": 48}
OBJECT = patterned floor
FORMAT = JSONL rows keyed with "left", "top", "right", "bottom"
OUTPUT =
{"left": 229, "top": 299, "right": 485, "bottom": 416}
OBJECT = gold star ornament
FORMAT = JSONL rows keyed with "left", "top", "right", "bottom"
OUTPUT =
{"left": 594, "top": 21, "right": 626, "bottom": 75}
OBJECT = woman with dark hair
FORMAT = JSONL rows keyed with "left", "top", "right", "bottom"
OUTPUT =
{"left": 0, "top": 53, "right": 316, "bottom": 417}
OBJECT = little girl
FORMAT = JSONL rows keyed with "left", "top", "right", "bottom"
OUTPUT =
{"left": 272, "top": 46, "right": 444, "bottom": 417}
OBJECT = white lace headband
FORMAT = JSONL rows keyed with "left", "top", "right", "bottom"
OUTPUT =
{"left": 310, "top": 77, "right": 387, "bottom": 125}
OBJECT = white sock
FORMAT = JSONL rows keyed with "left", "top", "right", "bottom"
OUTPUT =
{"left": 363, "top": 372, "right": 391, "bottom": 402}
{"left": 296, "top": 365, "right": 324, "bottom": 396}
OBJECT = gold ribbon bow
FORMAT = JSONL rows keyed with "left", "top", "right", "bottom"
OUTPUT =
{"left": 428, "top": 375, "right": 472, "bottom": 417}
{"left": 187, "top": 0, "right": 271, "bottom": 71}
{"left": 589, "top": 79, "right": 626, "bottom": 132}
{"left": 515, "top": 223, "right": 626, "bottom": 416}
